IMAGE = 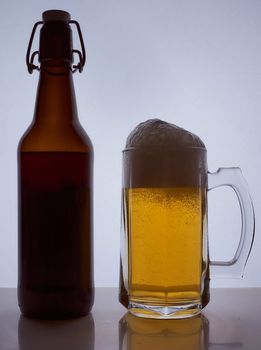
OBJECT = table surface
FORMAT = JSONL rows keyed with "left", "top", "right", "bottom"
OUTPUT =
{"left": 0, "top": 288, "right": 260, "bottom": 350}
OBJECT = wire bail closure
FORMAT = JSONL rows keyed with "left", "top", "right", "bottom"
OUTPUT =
{"left": 26, "top": 19, "right": 86, "bottom": 74}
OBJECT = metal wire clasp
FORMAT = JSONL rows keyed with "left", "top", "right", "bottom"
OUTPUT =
{"left": 69, "top": 20, "right": 86, "bottom": 73}
{"left": 26, "top": 21, "right": 43, "bottom": 73}
{"left": 26, "top": 19, "right": 86, "bottom": 74}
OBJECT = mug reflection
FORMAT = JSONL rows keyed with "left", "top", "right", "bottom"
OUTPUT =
{"left": 18, "top": 314, "right": 94, "bottom": 350}
{"left": 119, "top": 312, "right": 209, "bottom": 350}
{"left": 209, "top": 344, "right": 243, "bottom": 350}
{"left": 119, "top": 313, "right": 244, "bottom": 350}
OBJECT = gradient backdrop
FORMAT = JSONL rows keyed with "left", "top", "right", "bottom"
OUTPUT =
{"left": 0, "top": 0, "right": 260, "bottom": 288}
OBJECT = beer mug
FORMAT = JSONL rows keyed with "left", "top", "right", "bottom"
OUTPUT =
{"left": 119, "top": 119, "right": 255, "bottom": 319}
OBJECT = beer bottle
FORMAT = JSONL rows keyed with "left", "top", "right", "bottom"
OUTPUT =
{"left": 18, "top": 10, "right": 94, "bottom": 318}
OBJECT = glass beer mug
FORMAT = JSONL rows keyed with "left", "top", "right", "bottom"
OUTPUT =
{"left": 119, "top": 119, "right": 255, "bottom": 319}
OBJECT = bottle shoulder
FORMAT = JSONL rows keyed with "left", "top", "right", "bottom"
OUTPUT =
{"left": 73, "top": 121, "right": 94, "bottom": 153}
{"left": 18, "top": 121, "right": 93, "bottom": 153}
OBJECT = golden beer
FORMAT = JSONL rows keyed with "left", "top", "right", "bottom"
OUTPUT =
{"left": 123, "top": 187, "right": 207, "bottom": 316}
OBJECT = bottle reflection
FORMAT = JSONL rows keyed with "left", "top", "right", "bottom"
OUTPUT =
{"left": 119, "top": 313, "right": 244, "bottom": 350}
{"left": 18, "top": 314, "right": 94, "bottom": 350}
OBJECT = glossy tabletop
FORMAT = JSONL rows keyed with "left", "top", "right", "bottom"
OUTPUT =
{"left": 0, "top": 288, "right": 260, "bottom": 350}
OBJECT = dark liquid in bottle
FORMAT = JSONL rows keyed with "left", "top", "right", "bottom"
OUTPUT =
{"left": 18, "top": 152, "right": 93, "bottom": 319}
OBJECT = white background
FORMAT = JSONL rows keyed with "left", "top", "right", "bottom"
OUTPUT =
{"left": 0, "top": 0, "right": 260, "bottom": 288}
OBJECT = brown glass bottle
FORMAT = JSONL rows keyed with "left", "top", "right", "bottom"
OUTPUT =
{"left": 18, "top": 10, "right": 94, "bottom": 319}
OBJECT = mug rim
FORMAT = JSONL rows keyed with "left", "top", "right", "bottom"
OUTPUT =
{"left": 122, "top": 146, "right": 207, "bottom": 153}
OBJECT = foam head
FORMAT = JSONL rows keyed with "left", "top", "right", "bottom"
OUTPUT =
{"left": 125, "top": 119, "right": 205, "bottom": 149}
{"left": 123, "top": 119, "right": 207, "bottom": 188}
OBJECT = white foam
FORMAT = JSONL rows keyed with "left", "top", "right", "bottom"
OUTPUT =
{"left": 126, "top": 119, "right": 205, "bottom": 149}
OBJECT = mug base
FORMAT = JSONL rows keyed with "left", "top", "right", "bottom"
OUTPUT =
{"left": 128, "top": 301, "right": 202, "bottom": 319}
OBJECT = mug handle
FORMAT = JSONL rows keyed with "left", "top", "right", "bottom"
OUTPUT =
{"left": 208, "top": 167, "right": 255, "bottom": 278}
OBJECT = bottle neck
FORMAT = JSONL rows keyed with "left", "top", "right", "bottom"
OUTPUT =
{"left": 33, "top": 63, "right": 79, "bottom": 125}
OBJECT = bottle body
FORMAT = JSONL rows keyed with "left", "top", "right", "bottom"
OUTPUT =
{"left": 18, "top": 23, "right": 94, "bottom": 317}
{"left": 18, "top": 150, "right": 94, "bottom": 318}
